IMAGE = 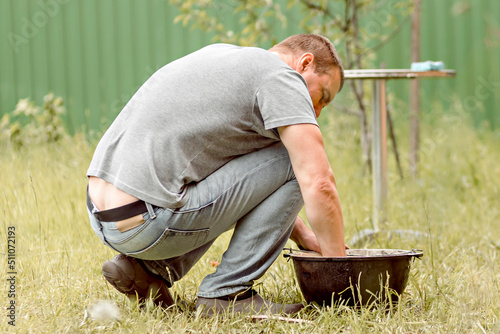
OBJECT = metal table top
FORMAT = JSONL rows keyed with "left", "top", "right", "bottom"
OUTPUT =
{"left": 344, "top": 69, "right": 456, "bottom": 80}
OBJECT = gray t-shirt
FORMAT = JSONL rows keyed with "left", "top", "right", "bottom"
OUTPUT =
{"left": 87, "top": 44, "right": 318, "bottom": 208}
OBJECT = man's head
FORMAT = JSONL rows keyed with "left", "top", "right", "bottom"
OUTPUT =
{"left": 269, "top": 34, "right": 344, "bottom": 117}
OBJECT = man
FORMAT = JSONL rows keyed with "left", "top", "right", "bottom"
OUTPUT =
{"left": 86, "top": 34, "right": 346, "bottom": 316}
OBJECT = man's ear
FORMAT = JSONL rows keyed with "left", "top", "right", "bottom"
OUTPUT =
{"left": 296, "top": 53, "right": 315, "bottom": 74}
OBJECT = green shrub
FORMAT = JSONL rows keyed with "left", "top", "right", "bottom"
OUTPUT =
{"left": 0, "top": 93, "right": 67, "bottom": 146}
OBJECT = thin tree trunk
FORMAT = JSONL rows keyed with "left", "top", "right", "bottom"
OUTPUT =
{"left": 380, "top": 63, "right": 403, "bottom": 179}
{"left": 409, "top": 0, "right": 422, "bottom": 177}
{"left": 387, "top": 102, "right": 404, "bottom": 179}
{"left": 350, "top": 0, "right": 371, "bottom": 175}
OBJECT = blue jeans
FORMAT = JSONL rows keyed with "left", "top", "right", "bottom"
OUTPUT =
{"left": 88, "top": 142, "right": 304, "bottom": 298}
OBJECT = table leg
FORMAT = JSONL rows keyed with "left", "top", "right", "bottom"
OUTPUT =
{"left": 371, "top": 79, "right": 388, "bottom": 229}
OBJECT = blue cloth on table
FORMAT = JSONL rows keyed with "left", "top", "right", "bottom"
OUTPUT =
{"left": 411, "top": 61, "right": 445, "bottom": 72}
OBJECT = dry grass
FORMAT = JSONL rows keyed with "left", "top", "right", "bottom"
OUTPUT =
{"left": 1, "top": 106, "right": 499, "bottom": 333}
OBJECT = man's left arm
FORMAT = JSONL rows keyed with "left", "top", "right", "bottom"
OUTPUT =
{"left": 279, "top": 123, "right": 346, "bottom": 256}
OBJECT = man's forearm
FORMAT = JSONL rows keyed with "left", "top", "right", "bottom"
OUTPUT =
{"left": 302, "top": 182, "right": 346, "bottom": 257}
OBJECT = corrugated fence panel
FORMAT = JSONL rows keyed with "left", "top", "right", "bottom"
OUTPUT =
{"left": 1, "top": 0, "right": 498, "bottom": 132}
{"left": 375, "top": 0, "right": 500, "bottom": 128}
{"left": 0, "top": 1, "right": 16, "bottom": 113}
{"left": 46, "top": 1, "right": 67, "bottom": 109}
{"left": 79, "top": 0, "right": 101, "bottom": 131}
{"left": 96, "top": 0, "right": 119, "bottom": 129}
{"left": 0, "top": 0, "right": 218, "bottom": 133}
{"left": 11, "top": 1, "right": 33, "bottom": 100}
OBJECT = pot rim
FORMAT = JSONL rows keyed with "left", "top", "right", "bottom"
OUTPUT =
{"left": 283, "top": 248, "right": 423, "bottom": 262}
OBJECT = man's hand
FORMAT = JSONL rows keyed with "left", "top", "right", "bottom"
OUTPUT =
{"left": 290, "top": 216, "right": 321, "bottom": 253}
{"left": 290, "top": 216, "right": 349, "bottom": 254}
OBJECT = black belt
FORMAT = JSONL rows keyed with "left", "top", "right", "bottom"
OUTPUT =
{"left": 86, "top": 187, "right": 158, "bottom": 222}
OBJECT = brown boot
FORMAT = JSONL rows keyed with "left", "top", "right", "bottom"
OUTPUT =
{"left": 102, "top": 254, "right": 174, "bottom": 307}
{"left": 196, "top": 290, "right": 304, "bottom": 317}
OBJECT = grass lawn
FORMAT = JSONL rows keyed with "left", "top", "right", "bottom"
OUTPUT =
{"left": 1, "top": 108, "right": 499, "bottom": 333}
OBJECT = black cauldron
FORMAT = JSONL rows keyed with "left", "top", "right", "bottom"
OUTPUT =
{"left": 284, "top": 249, "right": 423, "bottom": 306}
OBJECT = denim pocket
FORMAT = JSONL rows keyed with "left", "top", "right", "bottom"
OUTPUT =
{"left": 126, "top": 227, "right": 210, "bottom": 260}
{"left": 101, "top": 209, "right": 161, "bottom": 245}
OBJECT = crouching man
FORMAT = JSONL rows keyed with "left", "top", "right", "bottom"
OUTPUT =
{"left": 86, "top": 34, "right": 346, "bottom": 316}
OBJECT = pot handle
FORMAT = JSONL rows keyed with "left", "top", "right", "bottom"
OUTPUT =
{"left": 410, "top": 249, "right": 424, "bottom": 259}
{"left": 283, "top": 247, "right": 302, "bottom": 258}
{"left": 283, "top": 247, "right": 317, "bottom": 258}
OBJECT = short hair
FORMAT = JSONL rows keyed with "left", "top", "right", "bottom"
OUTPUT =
{"left": 270, "top": 34, "right": 345, "bottom": 92}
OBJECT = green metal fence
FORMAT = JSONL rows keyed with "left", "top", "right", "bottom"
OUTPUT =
{"left": 1, "top": 0, "right": 219, "bottom": 133}
{"left": 375, "top": 0, "right": 500, "bottom": 129}
{"left": 1, "top": 0, "right": 499, "bottom": 132}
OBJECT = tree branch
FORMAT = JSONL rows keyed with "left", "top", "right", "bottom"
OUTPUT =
{"left": 332, "top": 102, "right": 362, "bottom": 116}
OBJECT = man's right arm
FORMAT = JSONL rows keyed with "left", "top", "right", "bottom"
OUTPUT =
{"left": 278, "top": 123, "right": 346, "bottom": 257}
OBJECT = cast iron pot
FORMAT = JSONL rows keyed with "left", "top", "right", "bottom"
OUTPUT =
{"left": 284, "top": 249, "right": 423, "bottom": 306}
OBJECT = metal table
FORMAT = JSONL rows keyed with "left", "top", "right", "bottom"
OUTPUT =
{"left": 343, "top": 69, "right": 456, "bottom": 229}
